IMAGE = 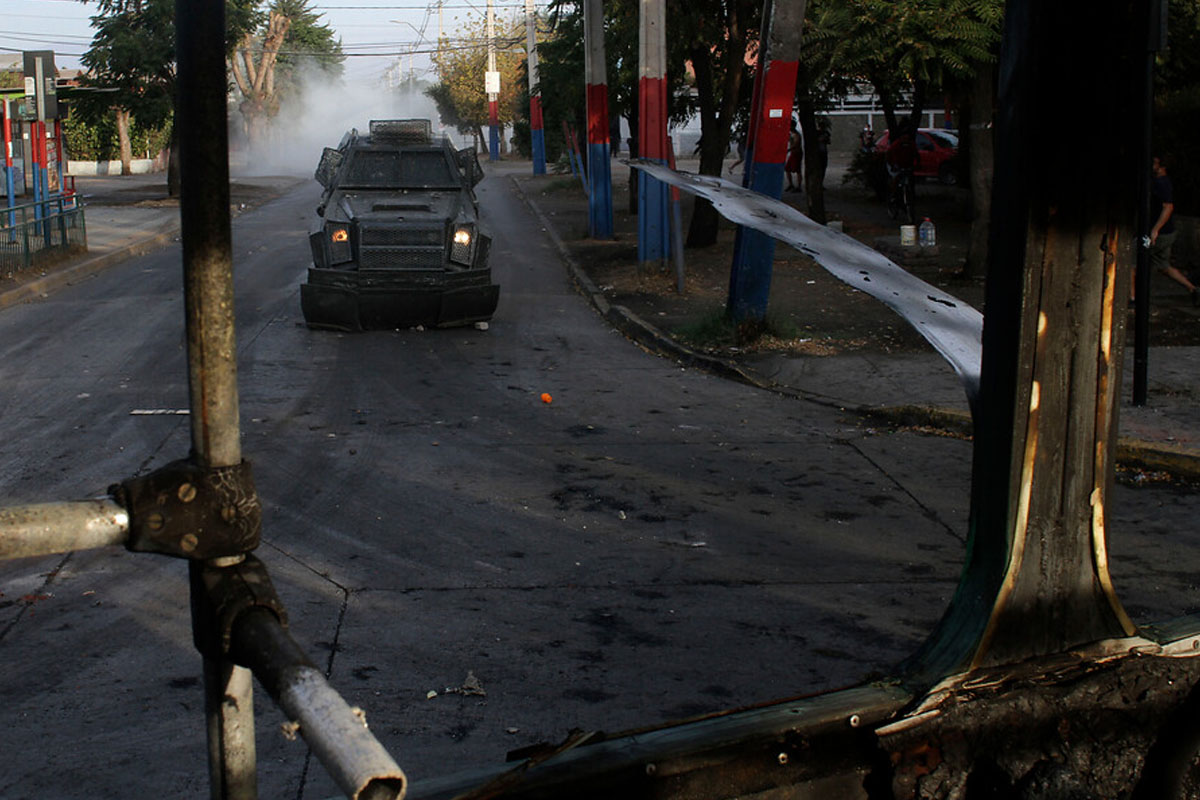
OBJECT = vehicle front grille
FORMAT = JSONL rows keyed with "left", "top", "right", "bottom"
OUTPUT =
{"left": 361, "top": 226, "right": 443, "bottom": 246}
{"left": 360, "top": 246, "right": 444, "bottom": 269}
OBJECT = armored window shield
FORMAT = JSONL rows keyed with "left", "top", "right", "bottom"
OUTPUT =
{"left": 370, "top": 118, "right": 432, "bottom": 143}
{"left": 315, "top": 147, "right": 343, "bottom": 188}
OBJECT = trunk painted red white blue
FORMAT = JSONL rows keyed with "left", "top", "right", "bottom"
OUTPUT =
{"left": 637, "top": 0, "right": 670, "bottom": 265}
{"left": 526, "top": 0, "right": 546, "bottom": 174}
{"left": 727, "top": 0, "right": 805, "bottom": 323}
{"left": 584, "top": 0, "right": 612, "bottom": 237}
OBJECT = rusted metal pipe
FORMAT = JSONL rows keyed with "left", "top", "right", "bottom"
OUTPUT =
{"left": 176, "top": 0, "right": 241, "bottom": 471}
{"left": 175, "top": 0, "right": 253, "bottom": 796}
{"left": 231, "top": 608, "right": 407, "bottom": 800}
{"left": 0, "top": 499, "right": 128, "bottom": 560}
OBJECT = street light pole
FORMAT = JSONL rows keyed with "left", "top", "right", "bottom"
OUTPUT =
{"left": 487, "top": 0, "right": 500, "bottom": 161}
{"left": 526, "top": 0, "right": 546, "bottom": 174}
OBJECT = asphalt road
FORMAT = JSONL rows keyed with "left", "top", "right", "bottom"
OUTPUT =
{"left": 1, "top": 166, "right": 1198, "bottom": 799}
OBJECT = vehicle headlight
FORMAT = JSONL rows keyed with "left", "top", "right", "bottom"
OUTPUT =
{"left": 450, "top": 225, "right": 475, "bottom": 265}
{"left": 327, "top": 225, "right": 353, "bottom": 264}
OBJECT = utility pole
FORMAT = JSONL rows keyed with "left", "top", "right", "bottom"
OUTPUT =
{"left": 637, "top": 0, "right": 669, "bottom": 267}
{"left": 584, "top": 0, "right": 612, "bottom": 237}
{"left": 486, "top": 0, "right": 499, "bottom": 161}
{"left": 526, "top": 0, "right": 546, "bottom": 174}
{"left": 726, "top": 0, "right": 804, "bottom": 324}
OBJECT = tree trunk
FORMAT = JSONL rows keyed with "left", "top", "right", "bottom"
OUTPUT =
{"left": 797, "top": 97, "right": 827, "bottom": 224}
{"left": 961, "top": 63, "right": 996, "bottom": 278}
{"left": 167, "top": 122, "right": 180, "bottom": 197}
{"left": 685, "top": 46, "right": 736, "bottom": 247}
{"left": 115, "top": 108, "right": 133, "bottom": 176}
{"left": 627, "top": 103, "right": 639, "bottom": 215}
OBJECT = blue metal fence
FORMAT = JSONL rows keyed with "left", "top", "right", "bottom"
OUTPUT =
{"left": 0, "top": 195, "right": 86, "bottom": 279}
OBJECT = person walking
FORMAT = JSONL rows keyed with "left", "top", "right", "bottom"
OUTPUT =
{"left": 1148, "top": 155, "right": 1198, "bottom": 306}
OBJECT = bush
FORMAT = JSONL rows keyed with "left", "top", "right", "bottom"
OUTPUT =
{"left": 62, "top": 112, "right": 171, "bottom": 162}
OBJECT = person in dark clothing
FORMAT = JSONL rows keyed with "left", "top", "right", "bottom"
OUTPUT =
{"left": 1149, "top": 155, "right": 1198, "bottom": 306}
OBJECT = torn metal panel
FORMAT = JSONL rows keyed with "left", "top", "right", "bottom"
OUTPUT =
{"left": 625, "top": 160, "right": 983, "bottom": 409}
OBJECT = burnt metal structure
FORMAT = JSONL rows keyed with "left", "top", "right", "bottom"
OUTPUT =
{"left": 3, "top": 1, "right": 1200, "bottom": 798}
{"left": 301, "top": 118, "right": 499, "bottom": 332}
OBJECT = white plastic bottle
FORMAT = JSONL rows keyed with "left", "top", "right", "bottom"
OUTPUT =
{"left": 918, "top": 217, "right": 936, "bottom": 247}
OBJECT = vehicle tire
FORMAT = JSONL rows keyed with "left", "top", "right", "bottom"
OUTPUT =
{"left": 939, "top": 161, "right": 958, "bottom": 186}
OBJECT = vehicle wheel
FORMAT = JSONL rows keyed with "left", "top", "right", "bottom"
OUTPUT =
{"left": 939, "top": 162, "right": 958, "bottom": 186}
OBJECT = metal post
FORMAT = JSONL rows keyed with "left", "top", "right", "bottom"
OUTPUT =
{"left": 3, "top": 99, "right": 15, "bottom": 232}
{"left": 487, "top": 0, "right": 500, "bottom": 162}
{"left": 583, "top": 0, "right": 613, "bottom": 238}
{"left": 726, "top": 0, "right": 803, "bottom": 323}
{"left": 1132, "top": 0, "right": 1167, "bottom": 406}
{"left": 175, "top": 0, "right": 255, "bottom": 796}
{"left": 637, "top": 0, "right": 670, "bottom": 267}
{"left": 525, "top": 0, "right": 546, "bottom": 175}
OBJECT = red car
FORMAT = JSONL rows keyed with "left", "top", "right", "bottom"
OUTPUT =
{"left": 874, "top": 128, "right": 960, "bottom": 185}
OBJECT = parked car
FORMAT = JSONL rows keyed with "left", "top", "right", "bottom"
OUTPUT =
{"left": 301, "top": 119, "right": 499, "bottom": 331}
{"left": 874, "top": 128, "right": 960, "bottom": 185}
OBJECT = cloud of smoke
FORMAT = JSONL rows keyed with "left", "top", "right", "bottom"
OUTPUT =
{"left": 230, "top": 63, "right": 457, "bottom": 178}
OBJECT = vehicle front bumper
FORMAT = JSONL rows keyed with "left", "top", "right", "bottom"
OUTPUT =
{"left": 300, "top": 267, "right": 500, "bottom": 331}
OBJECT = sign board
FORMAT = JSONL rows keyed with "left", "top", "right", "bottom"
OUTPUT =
{"left": 22, "top": 50, "right": 58, "bottom": 122}
{"left": 485, "top": 71, "right": 501, "bottom": 95}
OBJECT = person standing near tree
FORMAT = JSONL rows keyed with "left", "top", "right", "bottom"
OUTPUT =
{"left": 785, "top": 119, "right": 802, "bottom": 192}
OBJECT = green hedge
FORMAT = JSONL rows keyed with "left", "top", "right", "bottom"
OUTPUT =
{"left": 62, "top": 113, "right": 171, "bottom": 162}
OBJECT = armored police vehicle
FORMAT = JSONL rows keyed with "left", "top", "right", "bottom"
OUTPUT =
{"left": 301, "top": 119, "right": 499, "bottom": 330}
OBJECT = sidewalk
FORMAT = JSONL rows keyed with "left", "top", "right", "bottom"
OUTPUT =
{"left": 0, "top": 171, "right": 302, "bottom": 311}
{"left": 502, "top": 157, "right": 1200, "bottom": 481}
{"left": 5, "top": 165, "right": 1199, "bottom": 479}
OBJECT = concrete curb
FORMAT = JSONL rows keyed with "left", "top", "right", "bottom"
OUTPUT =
{"left": 512, "top": 175, "right": 1200, "bottom": 481}
{"left": 0, "top": 217, "right": 180, "bottom": 312}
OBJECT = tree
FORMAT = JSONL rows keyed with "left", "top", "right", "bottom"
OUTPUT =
{"left": 77, "top": 0, "right": 177, "bottom": 176}
{"left": 677, "top": 0, "right": 762, "bottom": 247}
{"left": 78, "top": 0, "right": 260, "bottom": 191}
{"left": 230, "top": 0, "right": 342, "bottom": 146}
{"left": 530, "top": 0, "right": 692, "bottom": 209}
{"left": 818, "top": 0, "right": 1000, "bottom": 133}
{"left": 427, "top": 12, "right": 527, "bottom": 150}
{"left": 807, "top": 0, "right": 1001, "bottom": 268}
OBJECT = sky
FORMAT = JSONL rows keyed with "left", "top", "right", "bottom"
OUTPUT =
{"left": 1, "top": 0, "right": 544, "bottom": 86}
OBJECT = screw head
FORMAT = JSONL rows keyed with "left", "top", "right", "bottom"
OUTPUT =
{"left": 147, "top": 512, "right": 165, "bottom": 531}
{"left": 178, "top": 483, "right": 197, "bottom": 503}
{"left": 221, "top": 505, "right": 237, "bottom": 523}
{"left": 180, "top": 533, "right": 199, "bottom": 553}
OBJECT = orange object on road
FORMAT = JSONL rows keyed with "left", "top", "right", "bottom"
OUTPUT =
{"left": 540, "top": 393, "right": 553, "bottom": 404}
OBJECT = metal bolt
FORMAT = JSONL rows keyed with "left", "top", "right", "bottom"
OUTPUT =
{"left": 778, "top": 752, "right": 789, "bottom": 765}
{"left": 849, "top": 714, "right": 861, "bottom": 728}
{"left": 147, "top": 512, "right": 165, "bottom": 531}
{"left": 178, "top": 482, "right": 197, "bottom": 503}
{"left": 221, "top": 505, "right": 237, "bottom": 523}
{"left": 180, "top": 533, "right": 199, "bottom": 553}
